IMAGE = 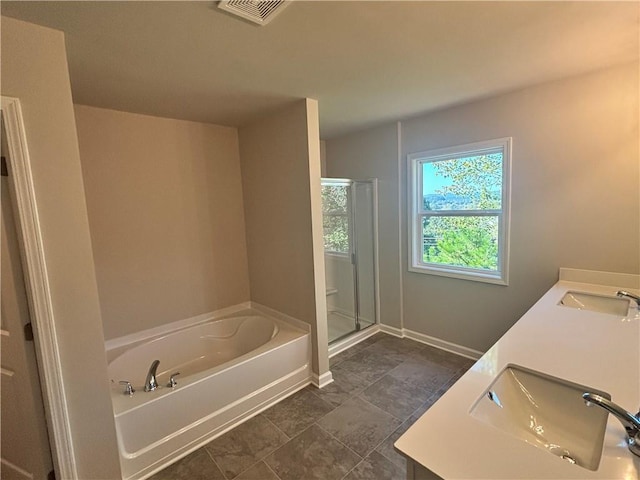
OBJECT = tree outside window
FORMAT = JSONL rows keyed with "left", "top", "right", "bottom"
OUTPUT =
{"left": 322, "top": 184, "right": 350, "bottom": 255}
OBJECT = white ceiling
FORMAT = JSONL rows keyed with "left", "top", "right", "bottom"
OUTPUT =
{"left": 2, "top": 1, "right": 638, "bottom": 138}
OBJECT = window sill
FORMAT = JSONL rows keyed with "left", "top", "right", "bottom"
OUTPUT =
{"left": 408, "top": 264, "right": 508, "bottom": 286}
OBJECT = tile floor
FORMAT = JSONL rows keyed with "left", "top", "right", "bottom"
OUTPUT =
{"left": 150, "top": 333, "right": 475, "bottom": 480}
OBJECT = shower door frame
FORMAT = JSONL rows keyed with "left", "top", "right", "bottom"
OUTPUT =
{"left": 321, "top": 178, "right": 379, "bottom": 343}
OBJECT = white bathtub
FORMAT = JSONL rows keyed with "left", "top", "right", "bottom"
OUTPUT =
{"left": 107, "top": 312, "right": 310, "bottom": 480}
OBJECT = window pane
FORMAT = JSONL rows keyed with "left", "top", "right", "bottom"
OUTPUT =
{"left": 322, "top": 185, "right": 350, "bottom": 254}
{"left": 322, "top": 185, "right": 348, "bottom": 214}
{"left": 422, "top": 215, "right": 499, "bottom": 270}
{"left": 422, "top": 153, "right": 502, "bottom": 211}
{"left": 324, "top": 215, "right": 349, "bottom": 253}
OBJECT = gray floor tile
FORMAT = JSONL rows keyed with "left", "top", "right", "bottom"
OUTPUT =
{"left": 375, "top": 419, "right": 412, "bottom": 469}
{"left": 359, "top": 375, "right": 429, "bottom": 421}
{"left": 363, "top": 336, "right": 425, "bottom": 363}
{"left": 265, "top": 424, "right": 361, "bottom": 480}
{"left": 205, "top": 414, "right": 288, "bottom": 479}
{"left": 149, "top": 448, "right": 225, "bottom": 480}
{"left": 388, "top": 358, "right": 455, "bottom": 394}
{"left": 410, "top": 345, "right": 475, "bottom": 371}
{"left": 262, "top": 388, "right": 334, "bottom": 437}
{"left": 234, "top": 461, "right": 280, "bottom": 480}
{"left": 306, "top": 381, "right": 352, "bottom": 408}
{"left": 337, "top": 349, "right": 404, "bottom": 384}
{"left": 317, "top": 396, "right": 401, "bottom": 457}
{"left": 408, "top": 393, "right": 439, "bottom": 423}
{"left": 329, "top": 348, "right": 355, "bottom": 367}
{"left": 344, "top": 450, "right": 406, "bottom": 480}
{"left": 152, "top": 336, "right": 467, "bottom": 480}
{"left": 357, "top": 333, "right": 386, "bottom": 348}
{"left": 375, "top": 394, "right": 440, "bottom": 469}
{"left": 330, "top": 332, "right": 387, "bottom": 367}
{"left": 330, "top": 363, "right": 373, "bottom": 395}
{"left": 435, "top": 373, "right": 464, "bottom": 397}
{"left": 329, "top": 341, "right": 368, "bottom": 366}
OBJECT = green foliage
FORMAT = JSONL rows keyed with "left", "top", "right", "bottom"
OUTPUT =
{"left": 423, "top": 217, "right": 498, "bottom": 270}
{"left": 322, "top": 185, "right": 350, "bottom": 253}
{"left": 323, "top": 215, "right": 349, "bottom": 253}
{"left": 322, "top": 185, "right": 348, "bottom": 213}
{"left": 422, "top": 153, "right": 502, "bottom": 270}
{"left": 432, "top": 153, "right": 502, "bottom": 209}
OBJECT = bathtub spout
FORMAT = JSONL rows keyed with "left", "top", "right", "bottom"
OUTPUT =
{"left": 144, "top": 359, "right": 160, "bottom": 392}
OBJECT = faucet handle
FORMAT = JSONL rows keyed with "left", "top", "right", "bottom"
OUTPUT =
{"left": 167, "top": 372, "right": 180, "bottom": 388}
{"left": 118, "top": 380, "right": 135, "bottom": 396}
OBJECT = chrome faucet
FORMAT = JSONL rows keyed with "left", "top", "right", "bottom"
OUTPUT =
{"left": 583, "top": 393, "right": 640, "bottom": 457}
{"left": 144, "top": 359, "right": 160, "bottom": 392}
{"left": 617, "top": 290, "right": 640, "bottom": 309}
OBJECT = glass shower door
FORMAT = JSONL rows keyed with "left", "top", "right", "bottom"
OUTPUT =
{"left": 322, "top": 179, "right": 377, "bottom": 344}
{"left": 351, "top": 180, "right": 376, "bottom": 333}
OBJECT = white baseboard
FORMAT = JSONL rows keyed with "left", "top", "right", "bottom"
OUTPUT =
{"left": 327, "top": 322, "right": 482, "bottom": 362}
{"left": 378, "top": 323, "right": 403, "bottom": 337}
{"left": 311, "top": 370, "right": 334, "bottom": 388}
{"left": 377, "top": 323, "right": 483, "bottom": 360}
{"left": 403, "top": 328, "right": 483, "bottom": 360}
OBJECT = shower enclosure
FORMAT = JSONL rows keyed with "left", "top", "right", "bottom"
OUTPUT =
{"left": 321, "top": 178, "right": 377, "bottom": 344}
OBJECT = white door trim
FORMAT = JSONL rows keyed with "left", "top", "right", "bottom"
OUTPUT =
{"left": 1, "top": 96, "right": 77, "bottom": 479}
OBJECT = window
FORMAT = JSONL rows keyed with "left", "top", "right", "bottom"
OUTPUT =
{"left": 322, "top": 182, "right": 351, "bottom": 256}
{"left": 408, "top": 138, "right": 511, "bottom": 285}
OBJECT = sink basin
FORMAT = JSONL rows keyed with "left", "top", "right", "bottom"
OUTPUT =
{"left": 559, "top": 291, "right": 630, "bottom": 316}
{"left": 470, "top": 365, "right": 610, "bottom": 471}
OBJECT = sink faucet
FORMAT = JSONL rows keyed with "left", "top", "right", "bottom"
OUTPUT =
{"left": 144, "top": 359, "right": 160, "bottom": 392}
{"left": 583, "top": 393, "right": 640, "bottom": 457}
{"left": 617, "top": 290, "right": 640, "bottom": 309}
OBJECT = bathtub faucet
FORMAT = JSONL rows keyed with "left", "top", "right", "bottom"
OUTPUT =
{"left": 144, "top": 359, "right": 160, "bottom": 392}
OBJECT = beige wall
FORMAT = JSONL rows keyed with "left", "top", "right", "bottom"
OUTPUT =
{"left": 74, "top": 105, "right": 250, "bottom": 340}
{"left": 1, "top": 17, "right": 121, "bottom": 479}
{"left": 239, "top": 99, "right": 328, "bottom": 375}
{"left": 327, "top": 63, "right": 640, "bottom": 352}
{"left": 326, "top": 124, "right": 403, "bottom": 328}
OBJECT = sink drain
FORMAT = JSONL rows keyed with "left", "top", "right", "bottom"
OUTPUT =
{"left": 560, "top": 454, "right": 576, "bottom": 465}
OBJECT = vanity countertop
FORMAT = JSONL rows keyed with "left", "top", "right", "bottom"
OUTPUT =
{"left": 395, "top": 270, "right": 640, "bottom": 479}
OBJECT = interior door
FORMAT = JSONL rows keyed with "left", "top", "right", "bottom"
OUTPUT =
{"left": 1, "top": 125, "right": 54, "bottom": 479}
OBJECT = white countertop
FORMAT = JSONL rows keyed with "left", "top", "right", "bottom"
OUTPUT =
{"left": 395, "top": 271, "right": 640, "bottom": 479}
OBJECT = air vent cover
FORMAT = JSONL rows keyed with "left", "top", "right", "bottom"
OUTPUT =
{"left": 218, "top": 0, "right": 290, "bottom": 26}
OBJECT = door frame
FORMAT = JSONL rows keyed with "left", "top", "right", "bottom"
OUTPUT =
{"left": 1, "top": 96, "right": 77, "bottom": 479}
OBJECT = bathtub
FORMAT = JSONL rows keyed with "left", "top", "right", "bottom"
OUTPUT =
{"left": 107, "top": 311, "right": 311, "bottom": 480}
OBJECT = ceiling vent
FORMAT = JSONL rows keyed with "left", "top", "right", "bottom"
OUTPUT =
{"left": 218, "top": 0, "right": 290, "bottom": 26}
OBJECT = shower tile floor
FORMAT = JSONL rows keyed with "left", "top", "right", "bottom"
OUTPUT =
{"left": 150, "top": 333, "right": 475, "bottom": 480}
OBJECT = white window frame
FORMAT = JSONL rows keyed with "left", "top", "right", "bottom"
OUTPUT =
{"left": 407, "top": 137, "right": 512, "bottom": 285}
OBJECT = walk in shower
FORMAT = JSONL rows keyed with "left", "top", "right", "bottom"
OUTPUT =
{"left": 321, "top": 178, "right": 377, "bottom": 344}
